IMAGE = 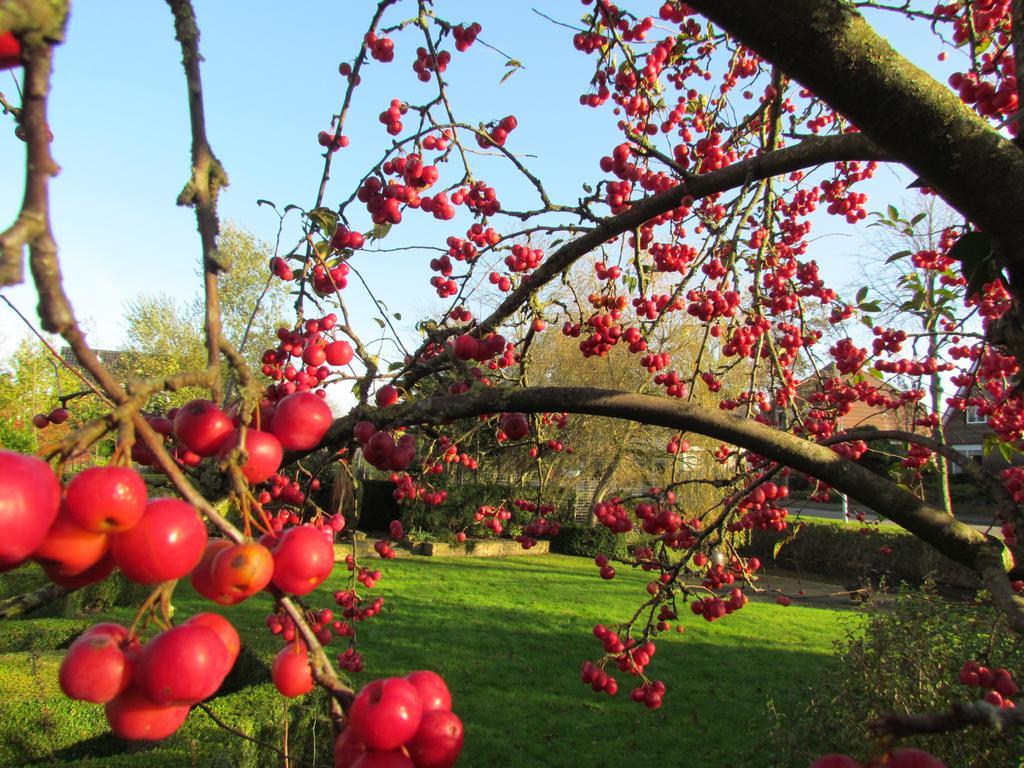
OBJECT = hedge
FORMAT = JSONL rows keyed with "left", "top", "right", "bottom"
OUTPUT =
{"left": 738, "top": 521, "right": 979, "bottom": 588}
{"left": 549, "top": 523, "right": 631, "bottom": 560}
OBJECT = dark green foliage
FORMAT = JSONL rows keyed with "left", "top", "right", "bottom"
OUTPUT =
{"left": 62, "top": 572, "right": 151, "bottom": 617}
{"left": 768, "top": 587, "right": 1024, "bottom": 767}
{"left": 399, "top": 481, "right": 569, "bottom": 534}
{"left": 0, "top": 618, "right": 92, "bottom": 652}
{"left": 549, "top": 522, "right": 630, "bottom": 560}
{"left": 739, "top": 521, "right": 978, "bottom": 588}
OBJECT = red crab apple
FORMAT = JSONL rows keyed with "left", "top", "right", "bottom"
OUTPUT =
{"left": 59, "top": 623, "right": 138, "bottom": 703}
{"left": 0, "top": 32, "right": 21, "bottom": 70}
{"left": 33, "top": 508, "right": 110, "bottom": 578}
{"left": 270, "top": 524, "right": 335, "bottom": 595}
{"left": 375, "top": 385, "right": 399, "bottom": 408}
{"left": 173, "top": 399, "right": 234, "bottom": 456}
{"left": 348, "top": 677, "right": 423, "bottom": 751}
{"left": 334, "top": 728, "right": 368, "bottom": 766}
{"left": 404, "top": 670, "right": 452, "bottom": 712}
{"left": 48, "top": 407, "right": 70, "bottom": 424}
{"left": 272, "top": 644, "right": 315, "bottom": 697}
{"left": 406, "top": 708, "right": 464, "bottom": 768}
{"left": 135, "top": 622, "right": 231, "bottom": 705}
{"left": 874, "top": 749, "right": 947, "bottom": 768}
{"left": 190, "top": 539, "right": 235, "bottom": 603}
{"left": 351, "top": 752, "right": 415, "bottom": 768}
{"left": 217, "top": 428, "right": 283, "bottom": 484}
{"left": 63, "top": 465, "right": 148, "bottom": 533}
{"left": 811, "top": 757, "right": 863, "bottom": 768}
{"left": 210, "top": 541, "right": 275, "bottom": 603}
{"left": 499, "top": 413, "right": 529, "bottom": 441}
{"left": 0, "top": 450, "right": 61, "bottom": 571}
{"left": 452, "top": 334, "right": 478, "bottom": 360}
{"left": 185, "top": 612, "right": 241, "bottom": 668}
{"left": 353, "top": 420, "right": 376, "bottom": 444}
{"left": 104, "top": 684, "right": 191, "bottom": 741}
{"left": 326, "top": 340, "right": 354, "bottom": 366}
{"left": 43, "top": 550, "right": 116, "bottom": 589}
{"left": 271, "top": 391, "right": 334, "bottom": 450}
{"left": 111, "top": 498, "right": 207, "bottom": 584}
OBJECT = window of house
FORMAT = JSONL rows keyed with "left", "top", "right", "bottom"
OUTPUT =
{"left": 950, "top": 445, "right": 984, "bottom": 474}
{"left": 966, "top": 405, "right": 986, "bottom": 424}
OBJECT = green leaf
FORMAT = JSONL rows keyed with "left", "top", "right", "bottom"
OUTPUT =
{"left": 373, "top": 317, "right": 386, "bottom": 329}
{"left": 910, "top": 212, "right": 927, "bottom": 226}
{"left": 393, "top": 312, "right": 402, "bottom": 321}
{"left": 388, "top": 360, "right": 405, "bottom": 371}
{"left": 855, "top": 286, "right": 869, "bottom": 303}
{"left": 887, "top": 204, "right": 900, "bottom": 221}
{"left": 313, "top": 240, "right": 332, "bottom": 261}
{"left": 499, "top": 67, "right": 520, "bottom": 86}
{"left": 998, "top": 441, "right": 1014, "bottom": 463}
{"left": 308, "top": 207, "right": 339, "bottom": 239}
{"left": 858, "top": 301, "right": 881, "bottom": 313}
{"left": 886, "top": 250, "right": 912, "bottom": 263}
{"left": 256, "top": 199, "right": 276, "bottom": 210}
{"left": 370, "top": 222, "right": 392, "bottom": 242}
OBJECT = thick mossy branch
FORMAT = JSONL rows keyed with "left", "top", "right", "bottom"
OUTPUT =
{"left": 0, "top": 0, "right": 70, "bottom": 43}
{"left": 296, "top": 385, "right": 1024, "bottom": 632}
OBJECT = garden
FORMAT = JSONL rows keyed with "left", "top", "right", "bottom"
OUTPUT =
{"left": 2, "top": 1, "right": 1024, "bottom": 767}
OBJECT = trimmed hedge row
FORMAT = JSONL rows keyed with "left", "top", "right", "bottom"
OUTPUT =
{"left": 738, "top": 522, "right": 979, "bottom": 588}
{"left": 549, "top": 523, "right": 631, "bottom": 561}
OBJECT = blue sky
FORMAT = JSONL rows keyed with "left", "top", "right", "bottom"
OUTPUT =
{"left": 0, "top": 2, "right": 958, "bottom": 364}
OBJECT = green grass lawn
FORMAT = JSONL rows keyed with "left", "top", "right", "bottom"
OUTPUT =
{"left": 0, "top": 554, "right": 859, "bottom": 767}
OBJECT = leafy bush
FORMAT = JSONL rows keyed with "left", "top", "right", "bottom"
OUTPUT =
{"left": 550, "top": 523, "right": 630, "bottom": 560}
{"left": 767, "top": 587, "right": 1024, "bottom": 767}
{"left": 738, "top": 521, "right": 978, "bottom": 588}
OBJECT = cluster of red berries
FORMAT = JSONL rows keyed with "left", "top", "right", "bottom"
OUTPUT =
{"left": 317, "top": 129, "right": 350, "bottom": 153}
{"left": 412, "top": 46, "right": 450, "bottom": 82}
{"left": 477, "top": 115, "right": 518, "bottom": 148}
{"left": 691, "top": 588, "right": 747, "bottom": 622}
{"left": 365, "top": 32, "right": 395, "bottom": 63}
{"left": 378, "top": 98, "right": 407, "bottom": 135}
{"left": 31, "top": 405, "right": 71, "bottom": 429}
{"left": 60, "top": 614, "right": 238, "bottom": 741}
{"left": 959, "top": 660, "right": 1018, "bottom": 708}
{"left": 354, "top": 420, "right": 418, "bottom": 471}
{"left": 452, "top": 22, "right": 481, "bottom": 52}
{"left": 335, "top": 671, "right": 464, "bottom": 767}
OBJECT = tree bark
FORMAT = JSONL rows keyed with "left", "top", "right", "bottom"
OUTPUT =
{"left": 0, "top": 582, "right": 66, "bottom": 618}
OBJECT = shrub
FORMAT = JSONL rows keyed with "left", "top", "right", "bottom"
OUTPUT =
{"left": 738, "top": 521, "right": 978, "bottom": 588}
{"left": 550, "top": 523, "right": 630, "bottom": 560}
{"left": 767, "top": 587, "right": 1024, "bottom": 767}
